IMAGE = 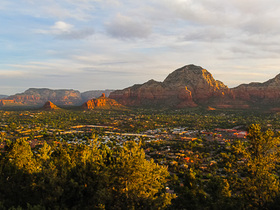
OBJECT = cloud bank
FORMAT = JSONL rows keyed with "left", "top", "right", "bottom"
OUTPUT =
{"left": 1, "top": 0, "right": 280, "bottom": 94}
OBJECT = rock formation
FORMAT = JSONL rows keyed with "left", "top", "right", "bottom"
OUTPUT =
{"left": 110, "top": 65, "right": 233, "bottom": 108}
{"left": 82, "top": 93, "right": 124, "bottom": 110}
{"left": 0, "top": 99, "right": 16, "bottom": 106}
{"left": 110, "top": 64, "right": 280, "bottom": 110}
{"left": 0, "top": 89, "right": 118, "bottom": 107}
{"left": 42, "top": 101, "right": 60, "bottom": 110}
{"left": 1, "top": 64, "right": 280, "bottom": 110}
{"left": 0, "top": 88, "right": 83, "bottom": 106}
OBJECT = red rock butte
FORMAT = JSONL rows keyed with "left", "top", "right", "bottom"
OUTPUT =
{"left": 42, "top": 101, "right": 60, "bottom": 110}
{"left": 82, "top": 93, "right": 124, "bottom": 110}
{"left": 109, "top": 64, "right": 232, "bottom": 108}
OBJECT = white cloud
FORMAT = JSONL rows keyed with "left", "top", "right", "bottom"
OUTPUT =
{"left": 0, "top": 70, "right": 25, "bottom": 77}
{"left": 52, "top": 21, "right": 73, "bottom": 32}
{"left": 2, "top": 0, "right": 280, "bottom": 94}
{"left": 36, "top": 21, "right": 94, "bottom": 40}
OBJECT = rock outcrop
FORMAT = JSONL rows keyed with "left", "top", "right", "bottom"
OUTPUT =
{"left": 42, "top": 101, "right": 60, "bottom": 110}
{"left": 82, "top": 93, "right": 124, "bottom": 110}
{"left": 110, "top": 65, "right": 233, "bottom": 108}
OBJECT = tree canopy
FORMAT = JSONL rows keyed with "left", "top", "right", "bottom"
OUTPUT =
{"left": 0, "top": 140, "right": 174, "bottom": 209}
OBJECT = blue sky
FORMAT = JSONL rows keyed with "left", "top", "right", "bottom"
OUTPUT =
{"left": 1, "top": 0, "right": 280, "bottom": 95}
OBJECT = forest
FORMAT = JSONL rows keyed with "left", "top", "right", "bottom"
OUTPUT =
{"left": 0, "top": 109, "right": 280, "bottom": 209}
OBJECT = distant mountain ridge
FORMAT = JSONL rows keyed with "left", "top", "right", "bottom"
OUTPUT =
{"left": 1, "top": 64, "right": 280, "bottom": 110}
{"left": 1, "top": 88, "right": 82, "bottom": 106}
{"left": 0, "top": 88, "right": 115, "bottom": 107}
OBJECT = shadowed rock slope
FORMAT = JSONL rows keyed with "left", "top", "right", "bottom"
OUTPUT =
{"left": 232, "top": 74, "right": 280, "bottom": 107}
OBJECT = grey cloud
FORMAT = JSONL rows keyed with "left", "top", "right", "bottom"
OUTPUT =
{"left": 240, "top": 35, "right": 279, "bottom": 47}
{"left": 82, "top": 68, "right": 136, "bottom": 76}
{"left": 157, "top": 0, "right": 280, "bottom": 32}
{"left": 157, "top": 0, "right": 228, "bottom": 26}
{"left": 106, "top": 14, "right": 152, "bottom": 39}
{"left": 240, "top": 17, "right": 280, "bottom": 35}
{"left": 45, "top": 74, "right": 71, "bottom": 77}
{"left": 98, "top": 61, "right": 135, "bottom": 65}
{"left": 55, "top": 28, "right": 95, "bottom": 40}
{"left": 184, "top": 27, "right": 226, "bottom": 42}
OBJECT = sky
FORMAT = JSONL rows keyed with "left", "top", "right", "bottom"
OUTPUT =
{"left": 1, "top": 0, "right": 280, "bottom": 95}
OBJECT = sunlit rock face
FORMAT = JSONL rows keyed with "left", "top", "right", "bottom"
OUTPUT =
{"left": 110, "top": 64, "right": 233, "bottom": 108}
{"left": 82, "top": 93, "right": 124, "bottom": 110}
{"left": 42, "top": 101, "right": 60, "bottom": 110}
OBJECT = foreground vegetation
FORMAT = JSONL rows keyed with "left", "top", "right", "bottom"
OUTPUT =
{"left": 0, "top": 139, "right": 174, "bottom": 209}
{"left": 0, "top": 109, "right": 280, "bottom": 209}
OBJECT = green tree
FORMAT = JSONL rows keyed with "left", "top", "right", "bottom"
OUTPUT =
{"left": 230, "top": 124, "right": 280, "bottom": 209}
{"left": 106, "top": 142, "right": 175, "bottom": 209}
{"left": 4, "top": 138, "right": 38, "bottom": 174}
{"left": 170, "top": 168, "right": 207, "bottom": 209}
{"left": 205, "top": 176, "right": 235, "bottom": 209}
{"left": 0, "top": 139, "right": 38, "bottom": 208}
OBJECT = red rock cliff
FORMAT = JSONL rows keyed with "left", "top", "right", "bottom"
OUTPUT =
{"left": 110, "top": 65, "right": 232, "bottom": 108}
{"left": 82, "top": 93, "right": 124, "bottom": 109}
